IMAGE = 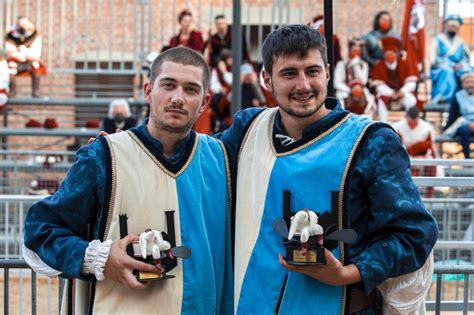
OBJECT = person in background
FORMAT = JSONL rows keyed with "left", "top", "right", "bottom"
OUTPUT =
{"left": 101, "top": 99, "right": 138, "bottom": 134}
{"left": 0, "top": 50, "right": 9, "bottom": 111}
{"left": 210, "top": 49, "right": 233, "bottom": 132}
{"left": 169, "top": 9, "right": 204, "bottom": 53}
{"left": 444, "top": 72, "right": 474, "bottom": 159}
{"left": 392, "top": 106, "right": 437, "bottom": 196}
{"left": 312, "top": 15, "right": 342, "bottom": 65}
{"left": 240, "top": 63, "right": 265, "bottom": 109}
{"left": 343, "top": 79, "right": 376, "bottom": 119}
{"left": 334, "top": 37, "right": 370, "bottom": 108}
{"left": 371, "top": 36, "right": 418, "bottom": 121}
{"left": 430, "top": 15, "right": 470, "bottom": 105}
{"left": 207, "top": 14, "right": 252, "bottom": 68}
{"left": 392, "top": 106, "right": 437, "bottom": 159}
{"left": 362, "top": 11, "right": 400, "bottom": 68}
{"left": 5, "top": 16, "right": 46, "bottom": 97}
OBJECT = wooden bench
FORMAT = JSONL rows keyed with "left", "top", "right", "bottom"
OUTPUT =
{"left": 435, "top": 134, "right": 474, "bottom": 157}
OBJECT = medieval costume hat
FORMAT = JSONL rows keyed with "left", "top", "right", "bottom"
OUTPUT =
{"left": 381, "top": 36, "right": 402, "bottom": 53}
{"left": 312, "top": 15, "right": 324, "bottom": 30}
{"left": 444, "top": 15, "right": 463, "bottom": 27}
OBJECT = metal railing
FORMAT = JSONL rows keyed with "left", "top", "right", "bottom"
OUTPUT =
{"left": 1, "top": 259, "right": 65, "bottom": 315}
{"left": 1, "top": 259, "right": 474, "bottom": 314}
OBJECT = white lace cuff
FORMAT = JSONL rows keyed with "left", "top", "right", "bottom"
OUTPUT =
{"left": 80, "top": 239, "right": 112, "bottom": 281}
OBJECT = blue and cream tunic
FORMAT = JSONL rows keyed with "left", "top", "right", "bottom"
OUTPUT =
{"left": 24, "top": 125, "right": 233, "bottom": 315}
{"left": 234, "top": 108, "right": 371, "bottom": 314}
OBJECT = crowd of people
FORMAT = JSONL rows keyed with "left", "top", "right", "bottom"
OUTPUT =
{"left": 1, "top": 9, "right": 473, "bottom": 158}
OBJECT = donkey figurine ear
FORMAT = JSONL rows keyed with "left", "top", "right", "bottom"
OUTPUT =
{"left": 272, "top": 218, "right": 289, "bottom": 239}
{"left": 325, "top": 229, "right": 357, "bottom": 244}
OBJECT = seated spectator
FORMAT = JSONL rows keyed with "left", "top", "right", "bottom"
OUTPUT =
{"left": 444, "top": 72, "right": 474, "bottom": 159}
{"left": 393, "top": 106, "right": 437, "bottom": 196}
{"left": 430, "top": 15, "right": 470, "bottom": 105}
{"left": 362, "top": 11, "right": 400, "bottom": 68}
{"left": 312, "top": 15, "right": 342, "bottom": 65}
{"left": 334, "top": 37, "right": 370, "bottom": 107}
{"left": 5, "top": 16, "right": 46, "bottom": 97}
{"left": 169, "top": 9, "right": 204, "bottom": 53}
{"left": 101, "top": 99, "right": 138, "bottom": 134}
{"left": 392, "top": 106, "right": 437, "bottom": 158}
{"left": 343, "top": 79, "right": 376, "bottom": 119}
{"left": 371, "top": 36, "right": 418, "bottom": 121}
{"left": 210, "top": 49, "right": 232, "bottom": 132}
{"left": 240, "top": 63, "right": 265, "bottom": 109}
{"left": 207, "top": 14, "right": 252, "bottom": 68}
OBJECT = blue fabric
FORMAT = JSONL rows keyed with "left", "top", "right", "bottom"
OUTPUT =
{"left": 24, "top": 121, "right": 192, "bottom": 278}
{"left": 217, "top": 99, "right": 438, "bottom": 297}
{"left": 237, "top": 114, "right": 370, "bottom": 314}
{"left": 430, "top": 34, "right": 470, "bottom": 103}
{"left": 23, "top": 123, "right": 233, "bottom": 314}
{"left": 457, "top": 124, "right": 473, "bottom": 159}
{"left": 176, "top": 136, "right": 233, "bottom": 314}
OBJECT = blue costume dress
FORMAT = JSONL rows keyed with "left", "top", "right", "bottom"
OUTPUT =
{"left": 454, "top": 90, "right": 474, "bottom": 158}
{"left": 24, "top": 122, "right": 233, "bottom": 314}
{"left": 216, "top": 98, "right": 438, "bottom": 314}
{"left": 430, "top": 32, "right": 470, "bottom": 104}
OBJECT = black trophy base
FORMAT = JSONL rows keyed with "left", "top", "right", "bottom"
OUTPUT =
{"left": 132, "top": 252, "right": 175, "bottom": 282}
{"left": 285, "top": 245, "right": 326, "bottom": 266}
{"left": 135, "top": 270, "right": 175, "bottom": 282}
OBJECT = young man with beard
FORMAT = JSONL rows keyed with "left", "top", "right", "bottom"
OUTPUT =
{"left": 23, "top": 47, "right": 232, "bottom": 314}
{"left": 216, "top": 24, "right": 437, "bottom": 314}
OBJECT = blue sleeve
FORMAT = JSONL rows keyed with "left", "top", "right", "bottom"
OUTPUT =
{"left": 214, "top": 107, "right": 265, "bottom": 160}
{"left": 23, "top": 140, "right": 107, "bottom": 278}
{"left": 351, "top": 127, "right": 439, "bottom": 294}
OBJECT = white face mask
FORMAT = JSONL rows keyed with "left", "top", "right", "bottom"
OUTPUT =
{"left": 466, "top": 88, "right": 474, "bottom": 96}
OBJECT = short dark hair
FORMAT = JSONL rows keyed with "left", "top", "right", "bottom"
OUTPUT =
{"left": 215, "top": 14, "right": 226, "bottom": 21}
{"left": 262, "top": 24, "right": 327, "bottom": 75}
{"left": 149, "top": 47, "right": 210, "bottom": 92}
{"left": 407, "top": 106, "right": 419, "bottom": 120}
{"left": 178, "top": 9, "right": 192, "bottom": 23}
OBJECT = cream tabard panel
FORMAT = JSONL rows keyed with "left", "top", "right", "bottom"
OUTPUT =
{"left": 93, "top": 131, "right": 183, "bottom": 314}
{"left": 234, "top": 108, "right": 278, "bottom": 310}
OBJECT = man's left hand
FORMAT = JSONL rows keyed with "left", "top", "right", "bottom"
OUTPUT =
{"left": 278, "top": 249, "right": 361, "bottom": 286}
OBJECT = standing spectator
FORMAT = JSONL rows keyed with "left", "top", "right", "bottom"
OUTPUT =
{"left": 169, "top": 9, "right": 204, "bottom": 53}
{"left": 5, "top": 16, "right": 46, "bottom": 97}
{"left": 207, "top": 14, "right": 252, "bottom": 68}
{"left": 312, "top": 15, "right": 342, "bottom": 65}
{"left": 101, "top": 99, "right": 138, "bottom": 134}
{"left": 371, "top": 36, "right": 418, "bottom": 121}
{"left": 430, "top": 15, "right": 470, "bottom": 105}
{"left": 334, "top": 37, "right": 370, "bottom": 107}
{"left": 362, "top": 11, "right": 400, "bottom": 68}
